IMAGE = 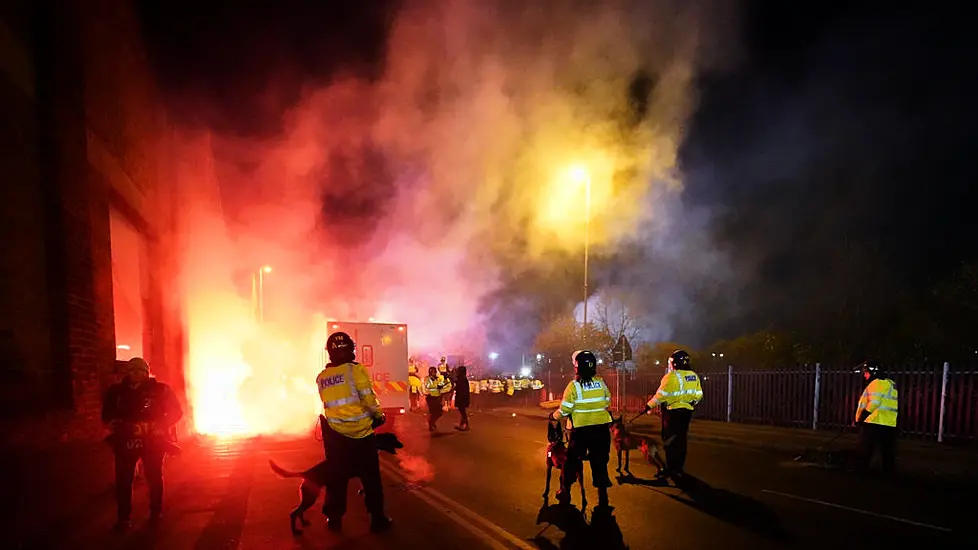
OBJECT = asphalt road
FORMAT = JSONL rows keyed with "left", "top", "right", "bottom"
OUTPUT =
{"left": 19, "top": 409, "right": 975, "bottom": 549}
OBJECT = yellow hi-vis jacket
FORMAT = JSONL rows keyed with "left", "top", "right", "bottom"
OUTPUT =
{"left": 648, "top": 369, "right": 703, "bottom": 411}
{"left": 856, "top": 378, "right": 898, "bottom": 427}
{"left": 425, "top": 375, "right": 450, "bottom": 397}
{"left": 556, "top": 377, "right": 612, "bottom": 428}
{"left": 316, "top": 362, "right": 382, "bottom": 439}
{"left": 409, "top": 374, "right": 423, "bottom": 394}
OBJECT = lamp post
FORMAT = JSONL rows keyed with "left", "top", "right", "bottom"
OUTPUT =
{"left": 569, "top": 166, "right": 592, "bottom": 329}
{"left": 256, "top": 265, "right": 272, "bottom": 324}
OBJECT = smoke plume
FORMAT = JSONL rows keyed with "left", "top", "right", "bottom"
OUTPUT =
{"left": 167, "top": 1, "right": 738, "bottom": 434}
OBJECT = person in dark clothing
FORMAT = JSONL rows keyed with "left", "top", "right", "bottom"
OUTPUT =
{"left": 102, "top": 357, "right": 183, "bottom": 531}
{"left": 454, "top": 366, "right": 471, "bottom": 431}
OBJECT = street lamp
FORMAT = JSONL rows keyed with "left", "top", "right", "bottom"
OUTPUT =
{"left": 255, "top": 265, "right": 272, "bottom": 324}
{"left": 488, "top": 352, "right": 499, "bottom": 361}
{"left": 536, "top": 353, "right": 543, "bottom": 361}
{"left": 569, "top": 166, "right": 592, "bottom": 328}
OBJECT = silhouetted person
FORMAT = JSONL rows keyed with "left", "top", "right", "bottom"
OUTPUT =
{"left": 454, "top": 365, "right": 471, "bottom": 430}
{"left": 102, "top": 357, "right": 182, "bottom": 531}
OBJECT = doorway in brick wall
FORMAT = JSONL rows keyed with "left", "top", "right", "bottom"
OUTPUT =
{"left": 109, "top": 208, "right": 147, "bottom": 364}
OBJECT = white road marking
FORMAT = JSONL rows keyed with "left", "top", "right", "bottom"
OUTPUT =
{"left": 379, "top": 459, "right": 536, "bottom": 550}
{"left": 761, "top": 489, "right": 953, "bottom": 533}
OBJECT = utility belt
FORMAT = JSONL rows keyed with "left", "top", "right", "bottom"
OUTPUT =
{"left": 105, "top": 421, "right": 181, "bottom": 454}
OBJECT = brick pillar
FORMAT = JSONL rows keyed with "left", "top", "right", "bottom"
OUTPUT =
{"left": 34, "top": 0, "right": 114, "bottom": 439}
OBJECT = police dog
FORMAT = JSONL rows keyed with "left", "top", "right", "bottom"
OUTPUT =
{"left": 610, "top": 415, "right": 665, "bottom": 476}
{"left": 269, "top": 432, "right": 404, "bottom": 535}
{"left": 543, "top": 419, "right": 587, "bottom": 508}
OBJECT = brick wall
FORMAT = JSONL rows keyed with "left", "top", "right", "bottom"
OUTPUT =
{"left": 0, "top": 0, "right": 185, "bottom": 448}
{"left": 0, "top": 5, "right": 54, "bottom": 417}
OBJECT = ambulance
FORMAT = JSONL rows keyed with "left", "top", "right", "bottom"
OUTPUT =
{"left": 324, "top": 321, "right": 410, "bottom": 430}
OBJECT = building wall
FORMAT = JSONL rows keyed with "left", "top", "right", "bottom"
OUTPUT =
{"left": 0, "top": 0, "right": 185, "bottom": 447}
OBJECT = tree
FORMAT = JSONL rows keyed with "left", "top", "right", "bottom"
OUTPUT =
{"left": 593, "top": 291, "right": 643, "bottom": 349}
{"left": 534, "top": 314, "right": 612, "bottom": 373}
{"left": 590, "top": 290, "right": 645, "bottom": 366}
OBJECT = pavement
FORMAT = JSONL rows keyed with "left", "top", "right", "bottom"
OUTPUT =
{"left": 6, "top": 409, "right": 976, "bottom": 549}
{"left": 495, "top": 405, "right": 978, "bottom": 482}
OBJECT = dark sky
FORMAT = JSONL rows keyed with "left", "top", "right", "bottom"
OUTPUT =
{"left": 137, "top": 1, "right": 978, "bottom": 346}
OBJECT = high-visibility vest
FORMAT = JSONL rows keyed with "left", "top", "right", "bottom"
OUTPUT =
{"left": 506, "top": 379, "right": 515, "bottom": 396}
{"left": 856, "top": 378, "right": 898, "bottom": 427}
{"left": 425, "top": 375, "right": 449, "bottom": 397}
{"left": 556, "top": 377, "right": 612, "bottom": 428}
{"left": 648, "top": 369, "right": 703, "bottom": 411}
{"left": 316, "top": 362, "right": 381, "bottom": 439}
{"left": 409, "top": 375, "right": 423, "bottom": 394}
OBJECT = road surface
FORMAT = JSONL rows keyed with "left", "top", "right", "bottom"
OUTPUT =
{"left": 18, "top": 409, "right": 974, "bottom": 549}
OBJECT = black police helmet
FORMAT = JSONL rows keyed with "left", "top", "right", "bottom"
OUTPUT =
{"left": 573, "top": 350, "right": 598, "bottom": 375}
{"left": 670, "top": 349, "right": 691, "bottom": 369}
{"left": 859, "top": 360, "right": 882, "bottom": 376}
{"left": 326, "top": 332, "right": 356, "bottom": 359}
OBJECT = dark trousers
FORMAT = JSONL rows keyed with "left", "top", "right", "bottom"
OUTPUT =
{"left": 662, "top": 407, "right": 692, "bottom": 473}
{"left": 857, "top": 422, "right": 897, "bottom": 473}
{"left": 320, "top": 426, "right": 385, "bottom": 520}
{"left": 114, "top": 442, "right": 165, "bottom": 521}
{"left": 562, "top": 423, "right": 612, "bottom": 492}
{"left": 457, "top": 407, "right": 469, "bottom": 428}
{"left": 426, "top": 396, "right": 443, "bottom": 427}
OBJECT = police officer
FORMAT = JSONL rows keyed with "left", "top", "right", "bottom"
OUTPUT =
{"left": 102, "top": 357, "right": 182, "bottom": 531}
{"left": 408, "top": 363, "right": 423, "bottom": 411}
{"left": 644, "top": 350, "right": 703, "bottom": 479}
{"left": 424, "top": 366, "right": 450, "bottom": 431}
{"left": 855, "top": 360, "right": 898, "bottom": 474}
{"left": 316, "top": 332, "right": 392, "bottom": 533}
{"left": 550, "top": 350, "right": 613, "bottom": 509}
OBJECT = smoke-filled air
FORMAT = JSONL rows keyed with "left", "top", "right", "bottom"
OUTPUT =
{"left": 173, "top": 1, "right": 734, "bottom": 436}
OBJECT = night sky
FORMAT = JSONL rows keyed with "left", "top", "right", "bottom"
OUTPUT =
{"left": 136, "top": 1, "right": 978, "bottom": 351}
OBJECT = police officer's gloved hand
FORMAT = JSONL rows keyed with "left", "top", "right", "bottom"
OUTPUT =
{"left": 858, "top": 410, "right": 870, "bottom": 424}
{"left": 643, "top": 404, "right": 652, "bottom": 414}
{"left": 371, "top": 414, "right": 387, "bottom": 429}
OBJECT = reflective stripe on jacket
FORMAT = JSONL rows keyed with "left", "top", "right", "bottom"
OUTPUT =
{"left": 556, "top": 377, "right": 612, "bottom": 428}
{"left": 316, "top": 362, "right": 381, "bottom": 439}
{"left": 425, "top": 375, "right": 449, "bottom": 397}
{"left": 648, "top": 369, "right": 703, "bottom": 410}
{"left": 856, "top": 378, "right": 898, "bottom": 427}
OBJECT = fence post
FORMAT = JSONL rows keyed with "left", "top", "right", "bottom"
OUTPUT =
{"left": 937, "top": 361, "right": 950, "bottom": 443}
{"left": 726, "top": 365, "right": 733, "bottom": 423}
{"left": 812, "top": 363, "right": 821, "bottom": 430}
